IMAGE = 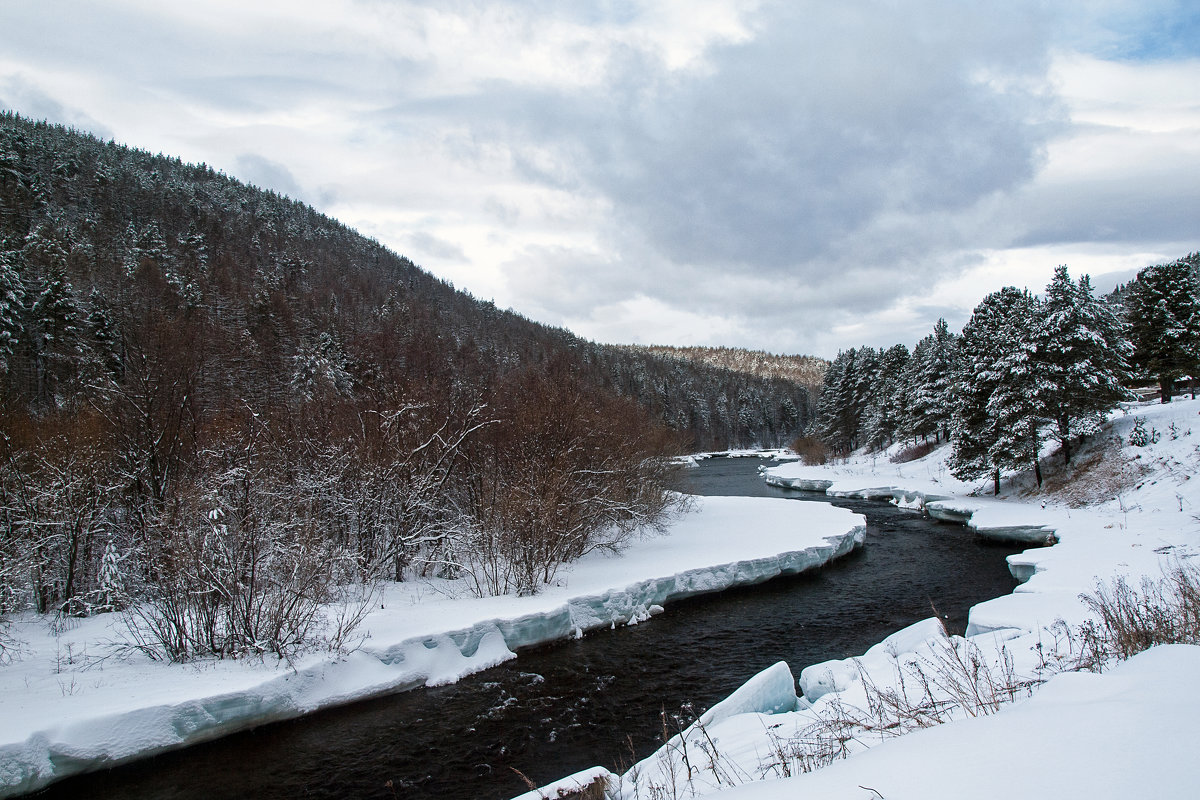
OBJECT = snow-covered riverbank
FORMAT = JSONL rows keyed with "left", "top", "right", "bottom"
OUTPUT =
{"left": 524, "top": 399, "right": 1200, "bottom": 799}
{"left": 0, "top": 496, "right": 865, "bottom": 797}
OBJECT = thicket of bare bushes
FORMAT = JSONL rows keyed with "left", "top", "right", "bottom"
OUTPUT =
{"left": 789, "top": 435, "right": 829, "bottom": 465}
{"left": 1076, "top": 560, "right": 1200, "bottom": 667}
{"left": 458, "top": 364, "right": 684, "bottom": 597}
{"left": 1, "top": 381, "right": 682, "bottom": 660}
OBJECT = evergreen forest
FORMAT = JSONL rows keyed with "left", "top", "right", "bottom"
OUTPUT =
{"left": 810, "top": 254, "right": 1200, "bottom": 494}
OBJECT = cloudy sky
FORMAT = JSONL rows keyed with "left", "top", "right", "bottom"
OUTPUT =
{"left": 2, "top": 1, "right": 1198, "bottom": 357}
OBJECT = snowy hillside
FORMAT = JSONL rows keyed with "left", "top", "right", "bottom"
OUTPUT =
{"left": 523, "top": 399, "right": 1200, "bottom": 799}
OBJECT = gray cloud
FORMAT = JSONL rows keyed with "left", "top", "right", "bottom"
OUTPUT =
{"left": 408, "top": 230, "right": 467, "bottom": 262}
{"left": 514, "top": 2, "right": 1055, "bottom": 273}
{"left": 425, "top": 0, "right": 1067, "bottom": 350}
{"left": 235, "top": 154, "right": 306, "bottom": 201}
{"left": 0, "top": 75, "right": 113, "bottom": 140}
{"left": 1011, "top": 160, "right": 1200, "bottom": 248}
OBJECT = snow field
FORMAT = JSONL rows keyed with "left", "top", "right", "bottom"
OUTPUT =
{"left": 0, "top": 495, "right": 865, "bottom": 797}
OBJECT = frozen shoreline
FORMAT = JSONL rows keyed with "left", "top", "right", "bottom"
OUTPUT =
{"left": 524, "top": 400, "right": 1200, "bottom": 798}
{"left": 0, "top": 495, "right": 865, "bottom": 798}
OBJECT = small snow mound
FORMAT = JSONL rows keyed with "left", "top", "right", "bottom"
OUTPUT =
{"left": 800, "top": 617, "right": 948, "bottom": 701}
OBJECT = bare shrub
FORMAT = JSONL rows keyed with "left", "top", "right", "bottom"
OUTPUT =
{"left": 510, "top": 768, "right": 612, "bottom": 800}
{"left": 626, "top": 703, "right": 753, "bottom": 798}
{"left": 625, "top": 635, "right": 1038, "bottom": 796}
{"left": 458, "top": 363, "right": 685, "bottom": 597}
{"left": 761, "top": 564, "right": 1200, "bottom": 781}
{"left": 559, "top": 777, "right": 610, "bottom": 800}
{"left": 335, "top": 401, "right": 493, "bottom": 583}
{"left": 0, "top": 410, "right": 119, "bottom": 617}
{"left": 123, "top": 424, "right": 375, "bottom": 662}
{"left": 790, "top": 436, "right": 829, "bottom": 465}
{"left": 889, "top": 441, "right": 935, "bottom": 464}
{"left": 1077, "top": 560, "right": 1200, "bottom": 668}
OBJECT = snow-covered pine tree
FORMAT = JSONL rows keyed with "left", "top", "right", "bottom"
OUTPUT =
{"left": 27, "top": 267, "right": 82, "bottom": 407}
{"left": 85, "top": 292, "right": 123, "bottom": 380}
{"left": 849, "top": 346, "right": 880, "bottom": 449}
{"left": 1125, "top": 255, "right": 1200, "bottom": 402}
{"left": 95, "top": 539, "right": 126, "bottom": 613}
{"left": 816, "top": 349, "right": 862, "bottom": 454}
{"left": 950, "top": 287, "right": 1034, "bottom": 493}
{"left": 862, "top": 343, "right": 909, "bottom": 451}
{"left": 815, "top": 349, "right": 847, "bottom": 452}
{"left": 903, "top": 319, "right": 959, "bottom": 443}
{"left": 290, "top": 330, "right": 353, "bottom": 402}
{"left": 0, "top": 248, "right": 22, "bottom": 375}
{"left": 987, "top": 292, "right": 1045, "bottom": 487}
{"left": 1037, "top": 266, "right": 1134, "bottom": 464}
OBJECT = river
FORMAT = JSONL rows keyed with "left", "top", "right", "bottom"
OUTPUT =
{"left": 32, "top": 456, "right": 1024, "bottom": 800}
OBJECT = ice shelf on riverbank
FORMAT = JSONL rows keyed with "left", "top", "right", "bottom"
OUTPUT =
{"left": 521, "top": 399, "right": 1200, "bottom": 799}
{"left": 571, "top": 640, "right": 1200, "bottom": 800}
{"left": 0, "top": 495, "right": 864, "bottom": 798}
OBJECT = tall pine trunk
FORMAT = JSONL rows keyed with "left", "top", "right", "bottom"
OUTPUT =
{"left": 1058, "top": 416, "right": 1072, "bottom": 465}
{"left": 1030, "top": 421, "right": 1043, "bottom": 488}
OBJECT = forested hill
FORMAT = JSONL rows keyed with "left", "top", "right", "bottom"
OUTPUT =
{"left": 0, "top": 113, "right": 811, "bottom": 450}
{"left": 622, "top": 345, "right": 827, "bottom": 395}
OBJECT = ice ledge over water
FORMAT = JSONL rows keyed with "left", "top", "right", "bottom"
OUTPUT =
{"left": 0, "top": 496, "right": 864, "bottom": 798}
{"left": 762, "top": 466, "right": 1057, "bottom": 547}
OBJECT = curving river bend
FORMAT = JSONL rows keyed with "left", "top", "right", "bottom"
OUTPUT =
{"left": 32, "top": 457, "right": 1023, "bottom": 800}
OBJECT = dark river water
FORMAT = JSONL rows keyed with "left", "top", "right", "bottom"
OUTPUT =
{"left": 33, "top": 457, "right": 1023, "bottom": 800}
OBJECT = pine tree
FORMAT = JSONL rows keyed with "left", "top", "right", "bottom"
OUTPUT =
{"left": 862, "top": 344, "right": 909, "bottom": 450}
{"left": 950, "top": 287, "right": 1034, "bottom": 493}
{"left": 816, "top": 349, "right": 861, "bottom": 454}
{"left": 904, "top": 319, "right": 959, "bottom": 443}
{"left": 815, "top": 349, "right": 847, "bottom": 452}
{"left": 86, "top": 294, "right": 124, "bottom": 379}
{"left": 1125, "top": 255, "right": 1200, "bottom": 402}
{"left": 849, "top": 347, "right": 879, "bottom": 450}
{"left": 1037, "top": 266, "right": 1133, "bottom": 464}
{"left": 96, "top": 539, "right": 126, "bottom": 613}
{"left": 0, "top": 248, "right": 22, "bottom": 375}
{"left": 987, "top": 294, "right": 1045, "bottom": 487}
{"left": 28, "top": 267, "right": 82, "bottom": 406}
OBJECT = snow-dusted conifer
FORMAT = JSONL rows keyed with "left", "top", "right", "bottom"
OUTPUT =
{"left": 987, "top": 292, "right": 1045, "bottom": 486}
{"left": 903, "top": 319, "right": 959, "bottom": 443}
{"left": 28, "top": 266, "right": 82, "bottom": 405}
{"left": 1037, "top": 266, "right": 1133, "bottom": 464}
{"left": 862, "top": 344, "right": 909, "bottom": 451}
{"left": 96, "top": 539, "right": 126, "bottom": 612}
{"left": 1125, "top": 255, "right": 1200, "bottom": 401}
{"left": 950, "top": 287, "right": 1034, "bottom": 493}
{"left": 817, "top": 348, "right": 871, "bottom": 454}
{"left": 290, "top": 331, "right": 353, "bottom": 401}
{"left": 850, "top": 346, "right": 880, "bottom": 447}
{"left": 815, "top": 349, "right": 851, "bottom": 453}
{"left": 0, "top": 249, "right": 23, "bottom": 374}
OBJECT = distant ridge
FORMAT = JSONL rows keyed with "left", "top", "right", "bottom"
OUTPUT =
{"left": 623, "top": 345, "right": 828, "bottom": 393}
